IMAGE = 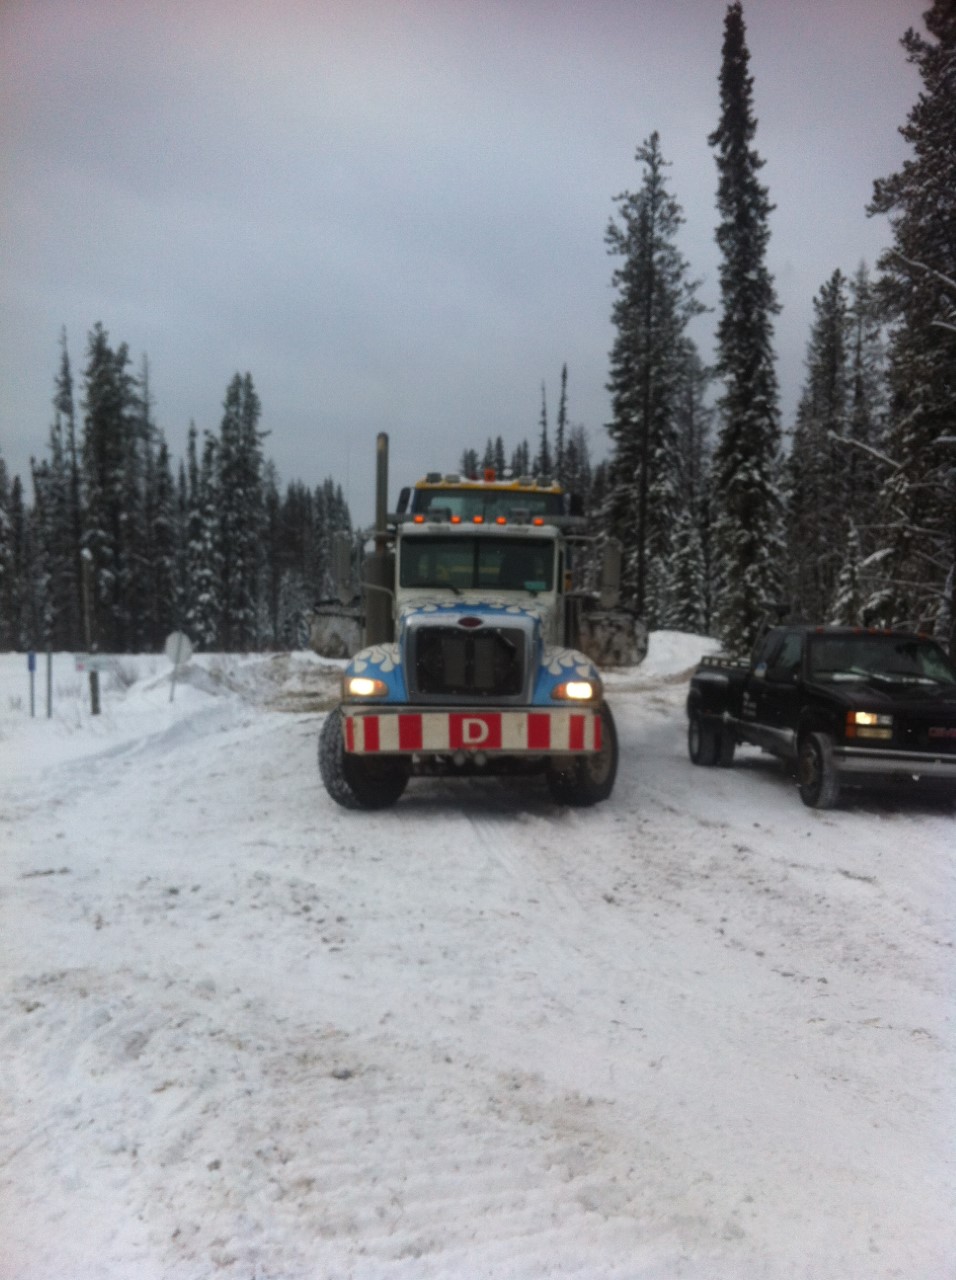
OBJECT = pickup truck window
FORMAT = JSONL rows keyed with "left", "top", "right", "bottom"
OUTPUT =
{"left": 753, "top": 631, "right": 783, "bottom": 669}
{"left": 772, "top": 631, "right": 803, "bottom": 677}
{"left": 807, "top": 634, "right": 956, "bottom": 686}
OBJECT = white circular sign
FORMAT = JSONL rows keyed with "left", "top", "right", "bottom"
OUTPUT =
{"left": 164, "top": 631, "right": 194, "bottom": 667}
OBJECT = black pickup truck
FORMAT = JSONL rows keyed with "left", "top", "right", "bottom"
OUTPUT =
{"left": 686, "top": 625, "right": 956, "bottom": 808}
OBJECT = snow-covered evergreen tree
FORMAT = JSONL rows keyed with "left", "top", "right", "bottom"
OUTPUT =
{"left": 784, "top": 270, "right": 851, "bottom": 619}
{"left": 0, "top": 453, "right": 12, "bottom": 649}
{"left": 708, "top": 2, "right": 784, "bottom": 654}
{"left": 7, "top": 475, "right": 37, "bottom": 649}
{"left": 218, "top": 373, "right": 265, "bottom": 651}
{"left": 868, "top": 0, "right": 956, "bottom": 650}
{"left": 554, "top": 365, "right": 569, "bottom": 486}
{"left": 148, "top": 437, "right": 179, "bottom": 646}
{"left": 829, "top": 523, "right": 867, "bottom": 625}
{"left": 536, "top": 383, "right": 552, "bottom": 476}
{"left": 459, "top": 448, "right": 479, "bottom": 477}
{"left": 81, "top": 323, "right": 139, "bottom": 651}
{"left": 510, "top": 441, "right": 531, "bottom": 476}
{"left": 53, "top": 330, "right": 84, "bottom": 646}
{"left": 186, "top": 429, "right": 222, "bottom": 650}
{"left": 605, "top": 131, "right": 705, "bottom": 625}
{"left": 665, "top": 508, "right": 708, "bottom": 633}
{"left": 493, "top": 435, "right": 507, "bottom": 475}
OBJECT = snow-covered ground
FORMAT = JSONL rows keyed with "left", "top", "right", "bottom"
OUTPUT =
{"left": 1, "top": 635, "right": 953, "bottom": 1280}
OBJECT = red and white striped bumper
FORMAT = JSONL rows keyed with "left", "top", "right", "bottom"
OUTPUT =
{"left": 342, "top": 708, "right": 601, "bottom": 755}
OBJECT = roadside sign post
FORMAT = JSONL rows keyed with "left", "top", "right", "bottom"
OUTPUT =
{"left": 81, "top": 550, "right": 100, "bottom": 715}
{"left": 27, "top": 651, "right": 36, "bottom": 717}
{"left": 165, "top": 631, "right": 194, "bottom": 703}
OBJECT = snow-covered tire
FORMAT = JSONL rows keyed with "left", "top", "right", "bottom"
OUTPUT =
{"left": 319, "top": 709, "right": 410, "bottom": 810}
{"left": 547, "top": 703, "right": 618, "bottom": 807}
{"left": 798, "top": 731, "right": 841, "bottom": 809}
{"left": 688, "top": 711, "right": 720, "bottom": 766}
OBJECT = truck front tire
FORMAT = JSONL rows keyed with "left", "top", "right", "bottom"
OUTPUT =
{"left": 547, "top": 703, "right": 618, "bottom": 807}
{"left": 798, "top": 731, "right": 841, "bottom": 809}
{"left": 688, "top": 711, "right": 721, "bottom": 766}
{"left": 319, "top": 709, "right": 410, "bottom": 810}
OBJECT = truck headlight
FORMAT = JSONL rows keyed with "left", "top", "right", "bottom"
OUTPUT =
{"left": 345, "top": 676, "right": 388, "bottom": 698}
{"left": 846, "top": 710, "right": 893, "bottom": 740}
{"left": 553, "top": 679, "right": 599, "bottom": 702}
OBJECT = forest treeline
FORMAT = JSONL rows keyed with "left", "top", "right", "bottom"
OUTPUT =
{"left": 0, "top": 329, "right": 351, "bottom": 654}
{"left": 458, "top": 2, "right": 955, "bottom": 656}
{"left": 1, "top": 1, "right": 953, "bottom": 656}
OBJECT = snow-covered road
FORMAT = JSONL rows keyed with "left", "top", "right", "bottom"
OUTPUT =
{"left": 1, "top": 639, "right": 953, "bottom": 1279}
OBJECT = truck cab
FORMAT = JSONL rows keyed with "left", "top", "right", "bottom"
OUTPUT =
{"left": 318, "top": 444, "right": 619, "bottom": 810}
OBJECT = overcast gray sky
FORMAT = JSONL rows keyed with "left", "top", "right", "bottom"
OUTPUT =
{"left": 1, "top": 0, "right": 924, "bottom": 523}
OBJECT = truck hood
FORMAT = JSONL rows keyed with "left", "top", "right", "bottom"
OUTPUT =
{"left": 398, "top": 594, "right": 552, "bottom": 629}
{"left": 809, "top": 676, "right": 956, "bottom": 714}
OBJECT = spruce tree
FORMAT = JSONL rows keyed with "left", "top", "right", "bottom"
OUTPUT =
{"left": 148, "top": 437, "right": 179, "bottom": 646}
{"left": 784, "top": 270, "right": 850, "bottom": 619}
{"left": 459, "top": 448, "right": 479, "bottom": 477}
{"left": 7, "top": 476, "right": 35, "bottom": 649}
{"left": 605, "top": 131, "right": 705, "bottom": 624}
{"left": 81, "top": 323, "right": 139, "bottom": 651}
{"left": 708, "top": 2, "right": 784, "bottom": 653}
{"left": 555, "top": 364, "right": 569, "bottom": 486}
{"left": 218, "top": 373, "right": 265, "bottom": 650}
{"left": 0, "top": 453, "right": 11, "bottom": 649}
{"left": 54, "top": 330, "right": 84, "bottom": 644}
{"left": 186, "top": 430, "right": 222, "bottom": 650}
{"left": 868, "top": 0, "right": 956, "bottom": 649}
{"left": 510, "top": 441, "right": 531, "bottom": 476}
{"left": 536, "top": 383, "right": 552, "bottom": 476}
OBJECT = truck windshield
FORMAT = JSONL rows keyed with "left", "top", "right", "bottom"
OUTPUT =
{"left": 807, "top": 635, "right": 956, "bottom": 686}
{"left": 400, "top": 536, "right": 554, "bottom": 593}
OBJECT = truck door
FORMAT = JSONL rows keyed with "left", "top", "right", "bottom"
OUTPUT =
{"left": 755, "top": 629, "right": 803, "bottom": 752}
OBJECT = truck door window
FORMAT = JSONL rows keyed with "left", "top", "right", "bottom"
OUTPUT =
{"left": 769, "top": 631, "right": 802, "bottom": 679}
{"left": 753, "top": 631, "right": 783, "bottom": 674}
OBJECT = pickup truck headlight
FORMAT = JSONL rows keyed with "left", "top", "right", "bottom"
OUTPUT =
{"left": 553, "top": 679, "right": 599, "bottom": 702}
{"left": 846, "top": 710, "right": 893, "bottom": 740}
{"left": 345, "top": 675, "right": 389, "bottom": 699}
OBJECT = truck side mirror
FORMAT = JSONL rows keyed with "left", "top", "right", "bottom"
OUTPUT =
{"left": 599, "top": 538, "right": 622, "bottom": 609}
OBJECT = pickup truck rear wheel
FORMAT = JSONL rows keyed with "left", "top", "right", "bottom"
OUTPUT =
{"left": 319, "top": 709, "right": 410, "bottom": 810}
{"left": 547, "top": 703, "right": 618, "bottom": 806}
{"left": 688, "top": 711, "right": 720, "bottom": 766}
{"left": 798, "top": 731, "right": 841, "bottom": 809}
{"left": 717, "top": 731, "right": 736, "bottom": 767}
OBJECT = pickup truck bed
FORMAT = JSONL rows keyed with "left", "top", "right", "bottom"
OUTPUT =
{"left": 686, "top": 625, "right": 956, "bottom": 808}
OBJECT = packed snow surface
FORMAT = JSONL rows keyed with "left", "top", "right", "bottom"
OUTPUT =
{"left": 1, "top": 635, "right": 954, "bottom": 1279}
